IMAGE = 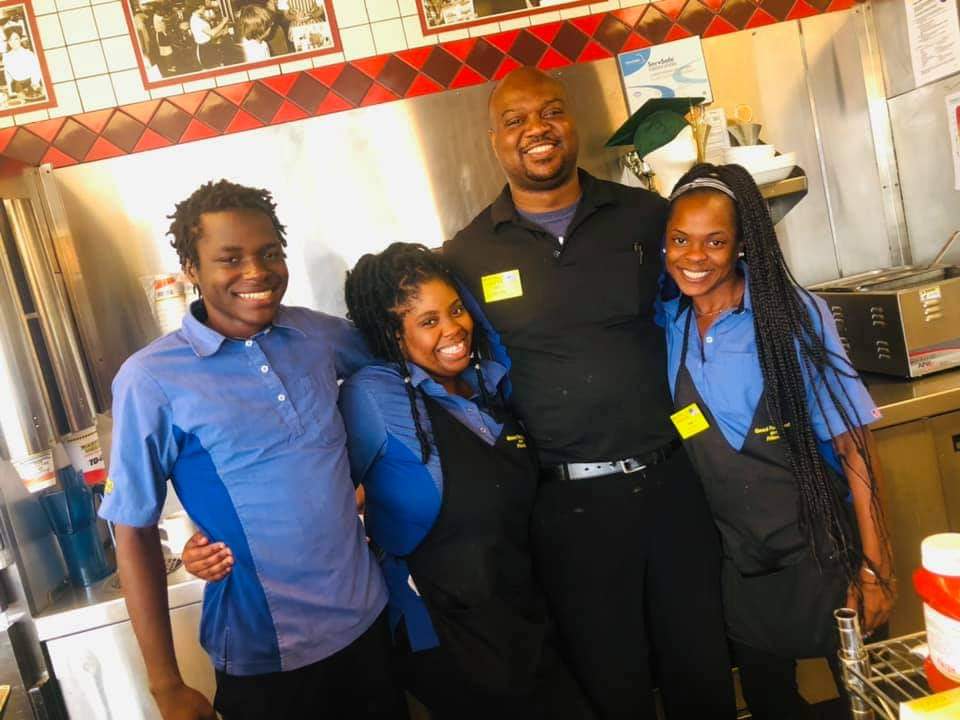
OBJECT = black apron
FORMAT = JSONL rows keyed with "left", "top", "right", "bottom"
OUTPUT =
{"left": 403, "top": 396, "right": 547, "bottom": 696}
{"left": 674, "top": 309, "right": 851, "bottom": 658}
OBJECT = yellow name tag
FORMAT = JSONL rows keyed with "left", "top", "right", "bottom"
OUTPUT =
{"left": 670, "top": 403, "right": 710, "bottom": 440}
{"left": 481, "top": 269, "right": 523, "bottom": 303}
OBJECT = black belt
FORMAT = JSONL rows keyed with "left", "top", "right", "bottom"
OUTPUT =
{"left": 543, "top": 438, "right": 681, "bottom": 482}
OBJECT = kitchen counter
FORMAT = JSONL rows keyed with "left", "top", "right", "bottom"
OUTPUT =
{"left": 865, "top": 366, "right": 960, "bottom": 429}
{"left": 33, "top": 562, "right": 202, "bottom": 642}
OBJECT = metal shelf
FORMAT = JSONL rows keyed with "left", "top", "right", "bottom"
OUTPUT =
{"left": 761, "top": 167, "right": 808, "bottom": 225}
{"left": 841, "top": 632, "right": 931, "bottom": 719}
{"left": 759, "top": 172, "right": 808, "bottom": 201}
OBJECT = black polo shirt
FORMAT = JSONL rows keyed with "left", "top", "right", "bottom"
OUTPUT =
{"left": 444, "top": 170, "right": 678, "bottom": 466}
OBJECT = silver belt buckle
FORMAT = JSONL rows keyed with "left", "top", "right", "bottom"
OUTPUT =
{"left": 618, "top": 457, "right": 646, "bottom": 474}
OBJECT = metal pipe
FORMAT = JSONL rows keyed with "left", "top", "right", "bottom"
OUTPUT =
{"left": 835, "top": 608, "right": 876, "bottom": 719}
{"left": 930, "top": 230, "right": 960, "bottom": 268}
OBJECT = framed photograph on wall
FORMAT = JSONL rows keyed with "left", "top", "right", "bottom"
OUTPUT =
{"left": 123, "top": 0, "right": 341, "bottom": 89}
{"left": 0, "top": 0, "right": 55, "bottom": 117}
{"left": 417, "top": 0, "right": 593, "bottom": 34}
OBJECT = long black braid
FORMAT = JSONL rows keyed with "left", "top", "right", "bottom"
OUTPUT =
{"left": 669, "top": 163, "right": 893, "bottom": 601}
{"left": 344, "top": 242, "right": 500, "bottom": 464}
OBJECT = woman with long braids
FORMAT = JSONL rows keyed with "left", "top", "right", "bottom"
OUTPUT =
{"left": 658, "top": 163, "right": 895, "bottom": 719}
{"left": 183, "top": 242, "right": 592, "bottom": 719}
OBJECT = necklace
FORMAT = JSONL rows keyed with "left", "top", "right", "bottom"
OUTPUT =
{"left": 693, "top": 291, "right": 745, "bottom": 318}
{"left": 694, "top": 305, "right": 736, "bottom": 318}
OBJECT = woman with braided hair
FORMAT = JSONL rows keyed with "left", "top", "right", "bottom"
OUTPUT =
{"left": 184, "top": 242, "right": 592, "bottom": 719}
{"left": 658, "top": 163, "right": 895, "bottom": 719}
{"left": 336, "top": 242, "right": 589, "bottom": 718}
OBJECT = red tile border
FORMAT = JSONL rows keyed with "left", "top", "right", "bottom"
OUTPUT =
{"left": 4, "top": 1, "right": 852, "bottom": 169}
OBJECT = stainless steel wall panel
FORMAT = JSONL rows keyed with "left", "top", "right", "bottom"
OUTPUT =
{"left": 871, "top": 0, "right": 918, "bottom": 98}
{"left": 800, "top": 11, "right": 900, "bottom": 274}
{"left": 888, "top": 72, "right": 960, "bottom": 266}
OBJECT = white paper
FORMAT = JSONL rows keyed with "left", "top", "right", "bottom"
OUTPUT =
{"left": 947, "top": 90, "right": 960, "bottom": 190}
{"left": 618, "top": 36, "right": 713, "bottom": 114}
{"left": 702, "top": 107, "right": 730, "bottom": 165}
{"left": 905, "top": 0, "right": 960, "bottom": 87}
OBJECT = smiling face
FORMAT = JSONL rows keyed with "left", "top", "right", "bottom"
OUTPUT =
{"left": 488, "top": 69, "right": 579, "bottom": 193}
{"left": 397, "top": 278, "right": 474, "bottom": 389}
{"left": 7, "top": 32, "right": 21, "bottom": 49}
{"left": 664, "top": 191, "right": 741, "bottom": 303}
{"left": 184, "top": 209, "right": 288, "bottom": 339}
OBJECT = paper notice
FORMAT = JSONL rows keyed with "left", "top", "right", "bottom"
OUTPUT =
{"left": 905, "top": 0, "right": 960, "bottom": 87}
{"left": 947, "top": 91, "right": 960, "bottom": 190}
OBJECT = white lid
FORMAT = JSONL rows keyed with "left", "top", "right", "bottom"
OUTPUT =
{"left": 922, "top": 534, "right": 960, "bottom": 576}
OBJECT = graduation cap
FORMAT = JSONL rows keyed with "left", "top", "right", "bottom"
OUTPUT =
{"left": 605, "top": 96, "right": 705, "bottom": 159}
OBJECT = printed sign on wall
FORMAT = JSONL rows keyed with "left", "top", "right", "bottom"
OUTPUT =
{"left": 417, "top": 0, "right": 592, "bottom": 35}
{"left": 123, "top": 0, "right": 341, "bottom": 89}
{"left": 618, "top": 35, "right": 713, "bottom": 114}
{"left": 0, "top": 0, "right": 55, "bottom": 117}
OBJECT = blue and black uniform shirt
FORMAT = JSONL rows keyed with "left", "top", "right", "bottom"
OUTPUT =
{"left": 338, "top": 359, "right": 508, "bottom": 651}
{"left": 99, "top": 303, "right": 387, "bottom": 676}
{"left": 657, "top": 264, "right": 880, "bottom": 459}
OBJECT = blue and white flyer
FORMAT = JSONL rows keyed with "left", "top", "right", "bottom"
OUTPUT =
{"left": 618, "top": 36, "right": 713, "bottom": 113}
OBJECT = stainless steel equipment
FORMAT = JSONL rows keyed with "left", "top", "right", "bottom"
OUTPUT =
{"left": 834, "top": 610, "right": 932, "bottom": 720}
{"left": 811, "top": 232, "right": 960, "bottom": 378}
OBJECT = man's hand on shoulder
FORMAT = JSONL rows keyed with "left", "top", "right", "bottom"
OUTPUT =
{"left": 152, "top": 682, "right": 216, "bottom": 720}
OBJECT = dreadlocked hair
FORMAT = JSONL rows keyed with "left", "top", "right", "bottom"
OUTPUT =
{"left": 344, "top": 242, "right": 501, "bottom": 464}
{"left": 669, "top": 163, "right": 893, "bottom": 602}
{"left": 167, "top": 179, "right": 287, "bottom": 270}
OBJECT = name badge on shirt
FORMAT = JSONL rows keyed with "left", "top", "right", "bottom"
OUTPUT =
{"left": 670, "top": 403, "right": 710, "bottom": 440}
{"left": 481, "top": 269, "right": 523, "bottom": 303}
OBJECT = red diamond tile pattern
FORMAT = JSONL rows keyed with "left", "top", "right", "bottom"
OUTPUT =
{"left": 6, "top": 0, "right": 847, "bottom": 168}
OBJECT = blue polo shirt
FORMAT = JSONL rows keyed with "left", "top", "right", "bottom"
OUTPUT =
{"left": 338, "top": 360, "right": 506, "bottom": 651}
{"left": 99, "top": 303, "right": 387, "bottom": 676}
{"left": 658, "top": 265, "right": 880, "bottom": 453}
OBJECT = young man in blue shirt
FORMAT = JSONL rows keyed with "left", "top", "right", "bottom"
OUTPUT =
{"left": 99, "top": 180, "right": 407, "bottom": 720}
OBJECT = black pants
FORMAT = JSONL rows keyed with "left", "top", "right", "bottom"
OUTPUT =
{"left": 213, "top": 611, "right": 408, "bottom": 720}
{"left": 532, "top": 449, "right": 736, "bottom": 720}
{"left": 733, "top": 641, "right": 844, "bottom": 720}
{"left": 396, "top": 629, "right": 594, "bottom": 720}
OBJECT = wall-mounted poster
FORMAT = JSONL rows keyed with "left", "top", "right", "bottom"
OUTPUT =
{"left": 417, "top": 0, "right": 592, "bottom": 35}
{"left": 618, "top": 36, "right": 713, "bottom": 114}
{"left": 0, "top": 0, "right": 55, "bottom": 117}
{"left": 124, "top": 0, "right": 340, "bottom": 89}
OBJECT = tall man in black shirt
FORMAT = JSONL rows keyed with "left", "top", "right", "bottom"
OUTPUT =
{"left": 443, "top": 68, "right": 736, "bottom": 719}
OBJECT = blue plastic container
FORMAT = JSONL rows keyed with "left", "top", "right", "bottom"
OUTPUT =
{"left": 39, "top": 482, "right": 114, "bottom": 586}
{"left": 54, "top": 523, "right": 113, "bottom": 586}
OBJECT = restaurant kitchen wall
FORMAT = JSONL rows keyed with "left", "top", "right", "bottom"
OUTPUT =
{"left": 872, "top": 0, "right": 960, "bottom": 267}
{"left": 0, "top": 0, "right": 856, "bottom": 166}
{"left": 45, "top": 12, "right": 901, "bottom": 409}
